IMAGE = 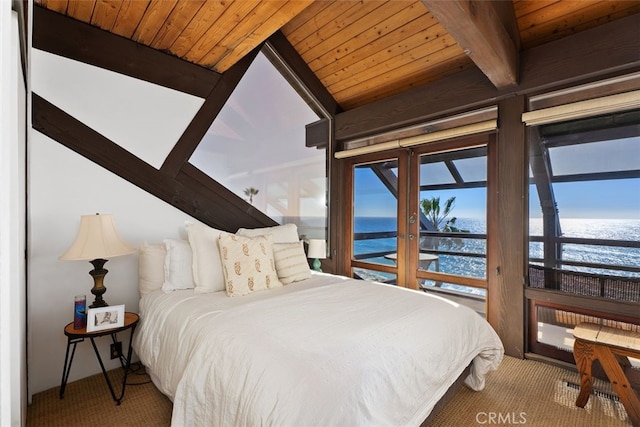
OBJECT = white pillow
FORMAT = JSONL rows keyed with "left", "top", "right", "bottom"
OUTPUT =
{"left": 218, "top": 234, "right": 282, "bottom": 297}
{"left": 272, "top": 241, "right": 311, "bottom": 284}
{"left": 162, "top": 239, "right": 195, "bottom": 293}
{"left": 236, "top": 223, "right": 299, "bottom": 243}
{"left": 185, "top": 221, "right": 228, "bottom": 294}
{"left": 138, "top": 243, "right": 165, "bottom": 295}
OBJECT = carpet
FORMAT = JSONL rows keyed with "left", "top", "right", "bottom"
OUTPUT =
{"left": 27, "top": 357, "right": 632, "bottom": 426}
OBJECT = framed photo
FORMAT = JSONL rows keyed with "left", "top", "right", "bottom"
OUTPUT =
{"left": 86, "top": 304, "right": 125, "bottom": 332}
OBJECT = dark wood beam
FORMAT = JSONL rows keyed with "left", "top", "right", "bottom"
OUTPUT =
{"left": 490, "top": 0, "right": 520, "bottom": 52}
{"left": 422, "top": 0, "right": 518, "bottom": 88}
{"left": 32, "top": 93, "right": 275, "bottom": 232}
{"left": 488, "top": 96, "right": 527, "bottom": 358}
{"left": 160, "top": 46, "right": 260, "bottom": 178}
{"left": 335, "top": 13, "right": 640, "bottom": 141}
{"left": 32, "top": 5, "right": 219, "bottom": 98}
{"left": 266, "top": 31, "right": 342, "bottom": 116}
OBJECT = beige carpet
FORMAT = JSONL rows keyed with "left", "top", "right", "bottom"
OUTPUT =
{"left": 430, "top": 356, "right": 632, "bottom": 427}
{"left": 28, "top": 357, "right": 632, "bottom": 426}
{"left": 27, "top": 363, "right": 172, "bottom": 426}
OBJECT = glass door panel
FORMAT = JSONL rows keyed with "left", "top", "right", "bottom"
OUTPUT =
{"left": 413, "top": 146, "right": 488, "bottom": 299}
{"left": 352, "top": 159, "right": 400, "bottom": 283}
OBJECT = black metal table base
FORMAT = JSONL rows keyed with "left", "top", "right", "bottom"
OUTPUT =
{"left": 59, "top": 324, "right": 137, "bottom": 405}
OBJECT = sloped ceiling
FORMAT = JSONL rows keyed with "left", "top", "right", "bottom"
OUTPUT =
{"left": 35, "top": 0, "right": 640, "bottom": 110}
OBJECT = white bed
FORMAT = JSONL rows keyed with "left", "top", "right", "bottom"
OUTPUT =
{"left": 134, "top": 271, "right": 503, "bottom": 426}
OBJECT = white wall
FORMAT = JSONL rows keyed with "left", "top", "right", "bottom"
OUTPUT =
{"left": 1, "top": 6, "right": 27, "bottom": 426}
{"left": 28, "top": 50, "right": 204, "bottom": 396}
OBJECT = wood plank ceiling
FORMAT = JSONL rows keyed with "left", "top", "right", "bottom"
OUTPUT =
{"left": 35, "top": 0, "right": 640, "bottom": 110}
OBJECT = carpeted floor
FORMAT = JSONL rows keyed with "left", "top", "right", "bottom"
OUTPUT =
{"left": 27, "top": 363, "right": 172, "bottom": 427}
{"left": 27, "top": 356, "right": 632, "bottom": 426}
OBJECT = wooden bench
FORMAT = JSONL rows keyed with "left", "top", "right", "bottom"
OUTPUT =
{"left": 573, "top": 322, "right": 640, "bottom": 427}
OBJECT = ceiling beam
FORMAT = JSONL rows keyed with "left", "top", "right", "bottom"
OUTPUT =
{"left": 335, "top": 13, "right": 640, "bottom": 141}
{"left": 32, "top": 5, "right": 220, "bottom": 98}
{"left": 422, "top": 0, "right": 519, "bottom": 88}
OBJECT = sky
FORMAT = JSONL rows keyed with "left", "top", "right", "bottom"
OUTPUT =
{"left": 190, "top": 49, "right": 639, "bottom": 223}
{"left": 355, "top": 161, "right": 640, "bottom": 221}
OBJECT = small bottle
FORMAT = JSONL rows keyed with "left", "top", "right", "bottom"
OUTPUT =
{"left": 74, "top": 295, "right": 86, "bottom": 329}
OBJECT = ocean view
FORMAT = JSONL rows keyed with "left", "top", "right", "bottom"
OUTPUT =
{"left": 353, "top": 217, "right": 640, "bottom": 290}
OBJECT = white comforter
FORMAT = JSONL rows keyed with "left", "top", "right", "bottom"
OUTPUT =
{"left": 134, "top": 272, "right": 503, "bottom": 426}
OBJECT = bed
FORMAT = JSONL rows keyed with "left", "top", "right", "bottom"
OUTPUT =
{"left": 133, "top": 222, "right": 503, "bottom": 426}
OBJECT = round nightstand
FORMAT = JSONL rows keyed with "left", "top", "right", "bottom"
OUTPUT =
{"left": 60, "top": 312, "right": 139, "bottom": 405}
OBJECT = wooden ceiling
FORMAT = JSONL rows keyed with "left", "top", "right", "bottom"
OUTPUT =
{"left": 35, "top": 0, "right": 640, "bottom": 110}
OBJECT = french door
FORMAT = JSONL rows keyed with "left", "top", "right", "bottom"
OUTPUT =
{"left": 346, "top": 134, "right": 492, "bottom": 306}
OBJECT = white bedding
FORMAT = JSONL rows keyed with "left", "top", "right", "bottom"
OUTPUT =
{"left": 134, "top": 272, "right": 503, "bottom": 426}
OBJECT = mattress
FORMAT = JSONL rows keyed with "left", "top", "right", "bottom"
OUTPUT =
{"left": 134, "top": 272, "right": 503, "bottom": 426}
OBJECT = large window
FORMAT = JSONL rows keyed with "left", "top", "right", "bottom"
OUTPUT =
{"left": 528, "top": 110, "right": 640, "bottom": 279}
{"left": 189, "top": 50, "right": 327, "bottom": 239}
{"left": 527, "top": 109, "right": 640, "bottom": 364}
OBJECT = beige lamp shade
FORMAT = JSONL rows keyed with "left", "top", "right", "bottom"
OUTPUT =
{"left": 59, "top": 213, "right": 135, "bottom": 261}
{"left": 307, "top": 239, "right": 327, "bottom": 260}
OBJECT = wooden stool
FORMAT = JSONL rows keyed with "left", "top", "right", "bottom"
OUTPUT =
{"left": 573, "top": 322, "right": 640, "bottom": 427}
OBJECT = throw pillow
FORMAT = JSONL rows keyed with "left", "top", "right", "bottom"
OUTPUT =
{"left": 272, "top": 241, "right": 311, "bottom": 284}
{"left": 185, "top": 221, "right": 228, "bottom": 294}
{"left": 162, "top": 239, "right": 195, "bottom": 292}
{"left": 218, "top": 234, "right": 282, "bottom": 297}
{"left": 138, "top": 243, "right": 165, "bottom": 295}
{"left": 236, "top": 223, "right": 299, "bottom": 243}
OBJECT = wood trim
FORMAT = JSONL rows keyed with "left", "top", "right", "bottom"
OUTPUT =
{"left": 31, "top": 93, "right": 272, "bottom": 232}
{"left": 532, "top": 299, "right": 640, "bottom": 329}
{"left": 335, "top": 66, "right": 496, "bottom": 142}
{"left": 488, "top": 96, "right": 527, "bottom": 358}
{"left": 338, "top": 155, "right": 353, "bottom": 276}
{"left": 160, "top": 46, "right": 260, "bottom": 178}
{"left": 267, "top": 31, "right": 342, "bottom": 116}
{"left": 32, "top": 5, "right": 219, "bottom": 98}
{"left": 397, "top": 153, "right": 409, "bottom": 288}
{"left": 525, "top": 288, "right": 640, "bottom": 320}
{"left": 334, "top": 13, "right": 640, "bottom": 141}
{"left": 417, "top": 270, "right": 487, "bottom": 289}
{"left": 330, "top": 135, "right": 345, "bottom": 275}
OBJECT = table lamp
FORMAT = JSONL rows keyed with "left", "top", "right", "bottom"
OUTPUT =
{"left": 59, "top": 213, "right": 135, "bottom": 308}
{"left": 307, "top": 239, "right": 326, "bottom": 272}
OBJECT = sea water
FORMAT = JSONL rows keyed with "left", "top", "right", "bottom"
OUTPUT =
{"left": 353, "top": 217, "right": 640, "bottom": 290}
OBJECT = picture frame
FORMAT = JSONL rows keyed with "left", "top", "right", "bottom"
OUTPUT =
{"left": 86, "top": 304, "right": 125, "bottom": 332}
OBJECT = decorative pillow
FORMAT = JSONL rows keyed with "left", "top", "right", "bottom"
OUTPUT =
{"left": 162, "top": 239, "right": 195, "bottom": 293}
{"left": 236, "top": 223, "right": 299, "bottom": 243}
{"left": 138, "top": 243, "right": 166, "bottom": 295}
{"left": 218, "top": 234, "right": 282, "bottom": 297}
{"left": 185, "top": 221, "right": 229, "bottom": 294}
{"left": 272, "top": 241, "right": 311, "bottom": 284}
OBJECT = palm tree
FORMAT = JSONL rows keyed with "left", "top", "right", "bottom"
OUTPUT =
{"left": 244, "top": 187, "right": 259, "bottom": 204}
{"left": 421, "top": 196, "right": 457, "bottom": 231}
{"left": 419, "top": 196, "right": 468, "bottom": 250}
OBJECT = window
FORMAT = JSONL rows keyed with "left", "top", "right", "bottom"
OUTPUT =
{"left": 527, "top": 109, "right": 640, "bottom": 365}
{"left": 189, "top": 50, "right": 327, "bottom": 239}
{"left": 529, "top": 110, "right": 640, "bottom": 279}
{"left": 352, "top": 159, "right": 399, "bottom": 283}
{"left": 416, "top": 146, "right": 488, "bottom": 298}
